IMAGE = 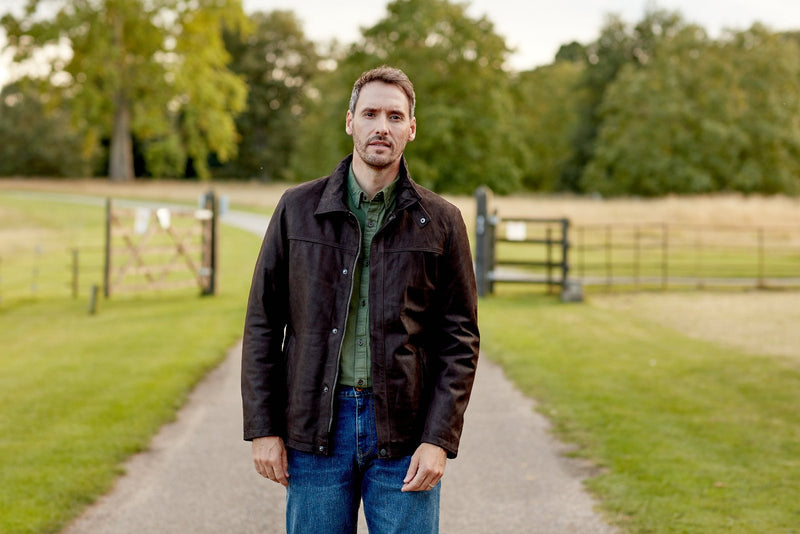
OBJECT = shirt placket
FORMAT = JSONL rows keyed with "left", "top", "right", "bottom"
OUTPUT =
{"left": 354, "top": 197, "right": 382, "bottom": 387}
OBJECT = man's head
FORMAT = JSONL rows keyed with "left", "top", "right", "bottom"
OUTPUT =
{"left": 349, "top": 66, "right": 415, "bottom": 119}
{"left": 346, "top": 66, "right": 417, "bottom": 172}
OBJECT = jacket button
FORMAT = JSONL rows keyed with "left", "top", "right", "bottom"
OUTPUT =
{"left": 323, "top": 386, "right": 329, "bottom": 393}
{"left": 332, "top": 328, "right": 338, "bottom": 335}
{"left": 319, "top": 446, "right": 325, "bottom": 452}
{"left": 342, "top": 268, "right": 348, "bottom": 275}
{"left": 420, "top": 217, "right": 427, "bottom": 224}
{"left": 379, "top": 449, "right": 387, "bottom": 457}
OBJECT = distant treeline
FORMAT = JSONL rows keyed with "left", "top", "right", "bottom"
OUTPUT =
{"left": 2, "top": 0, "right": 799, "bottom": 195}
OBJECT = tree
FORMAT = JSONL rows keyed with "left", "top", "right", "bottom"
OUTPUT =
{"left": 0, "top": 79, "right": 88, "bottom": 176}
{"left": 511, "top": 61, "right": 585, "bottom": 191}
{"left": 560, "top": 9, "right": 688, "bottom": 192}
{"left": 1, "top": 0, "right": 248, "bottom": 180}
{"left": 582, "top": 23, "right": 714, "bottom": 195}
{"left": 217, "top": 10, "right": 319, "bottom": 180}
{"left": 291, "top": 0, "right": 523, "bottom": 194}
{"left": 582, "top": 23, "right": 800, "bottom": 196}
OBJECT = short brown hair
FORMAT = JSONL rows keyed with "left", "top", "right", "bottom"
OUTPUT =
{"left": 349, "top": 66, "right": 416, "bottom": 118}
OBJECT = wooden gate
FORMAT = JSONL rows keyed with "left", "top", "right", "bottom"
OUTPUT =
{"left": 103, "top": 192, "right": 217, "bottom": 297}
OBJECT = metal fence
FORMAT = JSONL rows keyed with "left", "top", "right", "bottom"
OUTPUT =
{"left": 574, "top": 222, "right": 800, "bottom": 290}
{"left": 474, "top": 189, "right": 800, "bottom": 296}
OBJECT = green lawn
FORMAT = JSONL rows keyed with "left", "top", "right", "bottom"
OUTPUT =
{"left": 0, "top": 194, "right": 261, "bottom": 534}
{"left": 480, "top": 289, "right": 800, "bottom": 533}
{"left": 4, "top": 190, "right": 799, "bottom": 533}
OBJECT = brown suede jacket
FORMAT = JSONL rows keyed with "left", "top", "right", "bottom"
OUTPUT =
{"left": 241, "top": 154, "right": 479, "bottom": 459}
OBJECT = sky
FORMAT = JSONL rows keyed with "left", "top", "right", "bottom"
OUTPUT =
{"left": 239, "top": 0, "right": 800, "bottom": 70}
{"left": 1, "top": 0, "right": 799, "bottom": 84}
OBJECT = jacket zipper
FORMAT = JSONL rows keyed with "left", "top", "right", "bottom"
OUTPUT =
{"left": 328, "top": 212, "right": 361, "bottom": 436}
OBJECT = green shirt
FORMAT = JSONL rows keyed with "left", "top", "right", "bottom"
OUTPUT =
{"left": 339, "top": 165, "right": 398, "bottom": 387}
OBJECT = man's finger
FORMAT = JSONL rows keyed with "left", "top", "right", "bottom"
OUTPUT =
{"left": 403, "top": 454, "right": 419, "bottom": 485}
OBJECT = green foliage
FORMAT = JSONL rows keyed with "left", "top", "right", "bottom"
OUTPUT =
{"left": 216, "top": 10, "right": 319, "bottom": 180}
{"left": 287, "top": 56, "right": 359, "bottom": 182}
{"left": 583, "top": 23, "right": 800, "bottom": 196}
{"left": 481, "top": 291, "right": 800, "bottom": 532}
{"left": 3, "top": 1, "right": 800, "bottom": 195}
{"left": 557, "top": 8, "right": 800, "bottom": 196}
{"left": 291, "top": 0, "right": 525, "bottom": 194}
{"left": 0, "top": 81, "right": 89, "bottom": 176}
{"left": 1, "top": 0, "right": 249, "bottom": 180}
{"left": 511, "top": 62, "right": 585, "bottom": 191}
{"left": 560, "top": 9, "right": 689, "bottom": 192}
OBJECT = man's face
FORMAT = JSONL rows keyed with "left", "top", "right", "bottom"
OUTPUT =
{"left": 346, "top": 81, "right": 416, "bottom": 170}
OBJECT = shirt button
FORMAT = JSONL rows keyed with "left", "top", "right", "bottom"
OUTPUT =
{"left": 357, "top": 378, "right": 364, "bottom": 386}
{"left": 361, "top": 299, "right": 366, "bottom": 307}
{"left": 358, "top": 339, "right": 364, "bottom": 346}
{"left": 365, "top": 260, "right": 370, "bottom": 267}
{"left": 368, "top": 221, "right": 375, "bottom": 228}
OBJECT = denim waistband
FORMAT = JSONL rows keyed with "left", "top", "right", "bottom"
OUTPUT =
{"left": 336, "top": 385, "right": 373, "bottom": 398}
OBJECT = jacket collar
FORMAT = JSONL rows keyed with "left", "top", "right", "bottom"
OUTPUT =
{"left": 315, "top": 154, "right": 422, "bottom": 217}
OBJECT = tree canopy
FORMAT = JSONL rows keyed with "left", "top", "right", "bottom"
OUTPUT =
{"left": 1, "top": 0, "right": 248, "bottom": 180}
{"left": 2, "top": 1, "right": 799, "bottom": 196}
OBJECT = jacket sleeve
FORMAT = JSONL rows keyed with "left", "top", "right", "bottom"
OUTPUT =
{"left": 421, "top": 207, "right": 480, "bottom": 458}
{"left": 241, "top": 196, "right": 289, "bottom": 441}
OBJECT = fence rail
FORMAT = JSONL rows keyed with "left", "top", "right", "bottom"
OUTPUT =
{"left": 574, "top": 223, "right": 800, "bottom": 290}
{"left": 474, "top": 188, "right": 800, "bottom": 296}
{"left": 0, "top": 192, "right": 218, "bottom": 307}
{"left": 0, "top": 246, "right": 106, "bottom": 305}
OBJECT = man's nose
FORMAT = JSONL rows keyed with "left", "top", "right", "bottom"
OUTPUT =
{"left": 375, "top": 114, "right": 389, "bottom": 134}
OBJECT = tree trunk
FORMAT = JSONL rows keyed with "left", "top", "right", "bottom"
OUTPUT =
{"left": 108, "top": 4, "right": 133, "bottom": 181}
{"left": 109, "top": 89, "right": 134, "bottom": 181}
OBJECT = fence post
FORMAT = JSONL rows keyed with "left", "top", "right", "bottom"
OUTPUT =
{"left": 561, "top": 218, "right": 570, "bottom": 287}
{"left": 579, "top": 226, "right": 585, "bottom": 279}
{"left": 661, "top": 223, "right": 669, "bottom": 290}
{"left": 104, "top": 198, "right": 111, "bottom": 298}
{"left": 605, "top": 225, "right": 612, "bottom": 289}
{"left": 546, "top": 227, "right": 553, "bottom": 294}
{"left": 201, "top": 190, "right": 218, "bottom": 296}
{"left": 757, "top": 227, "right": 765, "bottom": 289}
{"left": 634, "top": 226, "right": 640, "bottom": 288}
{"left": 695, "top": 227, "right": 704, "bottom": 289}
{"left": 88, "top": 284, "right": 99, "bottom": 315}
{"left": 474, "top": 186, "right": 492, "bottom": 297}
{"left": 72, "top": 248, "right": 79, "bottom": 299}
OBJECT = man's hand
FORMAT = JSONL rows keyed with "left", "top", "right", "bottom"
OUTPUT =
{"left": 401, "top": 443, "right": 447, "bottom": 492}
{"left": 252, "top": 436, "right": 289, "bottom": 487}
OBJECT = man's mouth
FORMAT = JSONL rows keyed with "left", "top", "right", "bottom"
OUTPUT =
{"left": 368, "top": 137, "right": 391, "bottom": 148}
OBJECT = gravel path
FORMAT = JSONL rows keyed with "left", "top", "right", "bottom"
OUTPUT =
{"left": 61, "top": 209, "right": 616, "bottom": 533}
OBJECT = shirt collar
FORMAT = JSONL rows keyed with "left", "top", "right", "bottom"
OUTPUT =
{"left": 347, "top": 164, "right": 399, "bottom": 209}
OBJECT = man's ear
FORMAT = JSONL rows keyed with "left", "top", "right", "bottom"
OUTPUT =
{"left": 408, "top": 117, "right": 417, "bottom": 142}
{"left": 345, "top": 110, "right": 353, "bottom": 136}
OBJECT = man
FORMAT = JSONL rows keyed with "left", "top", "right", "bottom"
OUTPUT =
{"left": 241, "top": 66, "right": 479, "bottom": 534}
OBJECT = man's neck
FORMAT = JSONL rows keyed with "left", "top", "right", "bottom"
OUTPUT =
{"left": 351, "top": 157, "right": 401, "bottom": 199}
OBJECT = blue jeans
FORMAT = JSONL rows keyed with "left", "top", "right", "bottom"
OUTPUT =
{"left": 286, "top": 387, "right": 440, "bottom": 534}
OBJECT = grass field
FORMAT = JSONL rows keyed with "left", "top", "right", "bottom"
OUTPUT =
{"left": 0, "top": 191, "right": 262, "bottom": 534}
{"left": 481, "top": 289, "right": 800, "bottom": 533}
{"left": 2, "top": 180, "right": 799, "bottom": 533}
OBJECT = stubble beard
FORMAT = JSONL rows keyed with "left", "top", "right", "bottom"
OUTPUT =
{"left": 355, "top": 135, "right": 402, "bottom": 170}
